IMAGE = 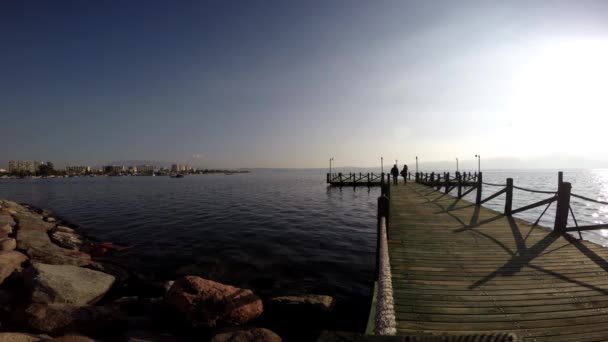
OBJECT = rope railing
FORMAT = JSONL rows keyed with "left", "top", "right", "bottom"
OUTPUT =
{"left": 571, "top": 193, "right": 608, "bottom": 205}
{"left": 374, "top": 215, "right": 396, "bottom": 335}
{"left": 512, "top": 185, "right": 556, "bottom": 195}
{"left": 414, "top": 170, "right": 606, "bottom": 237}
{"left": 482, "top": 181, "right": 507, "bottom": 187}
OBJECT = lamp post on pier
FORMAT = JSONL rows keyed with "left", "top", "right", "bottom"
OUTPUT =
{"left": 381, "top": 156, "right": 383, "bottom": 174}
{"left": 456, "top": 158, "right": 459, "bottom": 172}
{"left": 416, "top": 156, "right": 418, "bottom": 173}
{"left": 474, "top": 154, "right": 481, "bottom": 173}
{"left": 329, "top": 157, "right": 334, "bottom": 175}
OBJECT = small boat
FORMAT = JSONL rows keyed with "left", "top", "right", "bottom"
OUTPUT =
{"left": 170, "top": 174, "right": 184, "bottom": 178}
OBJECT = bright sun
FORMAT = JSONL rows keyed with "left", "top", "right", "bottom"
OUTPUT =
{"left": 505, "top": 38, "right": 608, "bottom": 157}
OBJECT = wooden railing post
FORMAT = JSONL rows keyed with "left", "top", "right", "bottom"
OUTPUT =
{"left": 436, "top": 173, "right": 441, "bottom": 190}
{"left": 326, "top": 173, "right": 330, "bottom": 183}
{"left": 457, "top": 173, "right": 462, "bottom": 198}
{"left": 554, "top": 182, "right": 572, "bottom": 233}
{"left": 475, "top": 172, "right": 483, "bottom": 206}
{"left": 445, "top": 172, "right": 450, "bottom": 194}
{"left": 504, "top": 178, "right": 513, "bottom": 215}
{"left": 339, "top": 172, "right": 343, "bottom": 186}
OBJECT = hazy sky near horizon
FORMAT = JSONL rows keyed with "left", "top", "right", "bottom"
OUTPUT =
{"left": 2, "top": 1, "right": 608, "bottom": 168}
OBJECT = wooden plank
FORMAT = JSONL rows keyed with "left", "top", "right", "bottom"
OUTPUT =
{"left": 389, "top": 182, "right": 608, "bottom": 341}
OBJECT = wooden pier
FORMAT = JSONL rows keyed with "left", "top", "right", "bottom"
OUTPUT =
{"left": 378, "top": 180, "right": 608, "bottom": 341}
{"left": 327, "top": 172, "right": 385, "bottom": 186}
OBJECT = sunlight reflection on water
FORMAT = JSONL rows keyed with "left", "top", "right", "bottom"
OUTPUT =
{"left": 466, "top": 169, "right": 608, "bottom": 247}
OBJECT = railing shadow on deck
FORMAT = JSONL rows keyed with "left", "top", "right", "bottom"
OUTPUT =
{"left": 410, "top": 177, "right": 608, "bottom": 296}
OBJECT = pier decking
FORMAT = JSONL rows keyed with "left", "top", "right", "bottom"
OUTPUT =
{"left": 388, "top": 182, "right": 608, "bottom": 341}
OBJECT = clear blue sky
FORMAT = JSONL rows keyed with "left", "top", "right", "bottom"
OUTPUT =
{"left": 2, "top": 1, "right": 608, "bottom": 169}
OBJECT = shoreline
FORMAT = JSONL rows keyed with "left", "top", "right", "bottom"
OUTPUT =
{"left": 0, "top": 199, "right": 342, "bottom": 341}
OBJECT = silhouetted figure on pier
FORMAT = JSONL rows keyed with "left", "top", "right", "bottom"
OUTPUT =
{"left": 391, "top": 164, "right": 399, "bottom": 185}
{"left": 401, "top": 165, "right": 408, "bottom": 184}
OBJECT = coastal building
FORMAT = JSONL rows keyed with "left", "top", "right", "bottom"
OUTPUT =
{"left": 66, "top": 166, "right": 91, "bottom": 175}
{"left": 136, "top": 165, "right": 154, "bottom": 174}
{"left": 8, "top": 160, "right": 44, "bottom": 173}
{"left": 171, "top": 164, "right": 192, "bottom": 173}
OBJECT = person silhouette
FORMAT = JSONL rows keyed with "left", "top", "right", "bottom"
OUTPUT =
{"left": 391, "top": 164, "right": 399, "bottom": 185}
{"left": 401, "top": 164, "right": 408, "bottom": 184}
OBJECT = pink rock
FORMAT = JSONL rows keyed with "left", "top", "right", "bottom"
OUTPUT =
{"left": 0, "top": 238, "right": 16, "bottom": 251}
{"left": 0, "top": 251, "right": 28, "bottom": 284}
{"left": 165, "top": 276, "right": 263, "bottom": 327}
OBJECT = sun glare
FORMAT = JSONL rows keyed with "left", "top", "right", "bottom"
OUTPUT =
{"left": 506, "top": 39, "right": 608, "bottom": 157}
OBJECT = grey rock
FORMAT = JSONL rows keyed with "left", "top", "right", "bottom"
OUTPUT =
{"left": 16, "top": 220, "right": 90, "bottom": 266}
{"left": 24, "top": 263, "right": 115, "bottom": 305}
{"left": 268, "top": 294, "right": 336, "bottom": 312}
{"left": 0, "top": 332, "right": 41, "bottom": 342}
{"left": 51, "top": 335, "right": 97, "bottom": 342}
{"left": 55, "top": 226, "right": 76, "bottom": 234}
{"left": 44, "top": 217, "right": 56, "bottom": 223}
{"left": 0, "top": 212, "right": 15, "bottom": 227}
{"left": 49, "top": 230, "right": 83, "bottom": 250}
{"left": 16, "top": 303, "right": 119, "bottom": 335}
{"left": 88, "top": 262, "right": 130, "bottom": 283}
{"left": 0, "top": 224, "right": 13, "bottom": 238}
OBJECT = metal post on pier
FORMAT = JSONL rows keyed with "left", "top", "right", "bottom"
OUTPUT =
{"left": 554, "top": 181, "right": 572, "bottom": 233}
{"left": 475, "top": 172, "right": 483, "bottom": 206}
{"left": 445, "top": 172, "right": 450, "bottom": 194}
{"left": 558, "top": 171, "right": 563, "bottom": 187}
{"left": 504, "top": 178, "right": 513, "bottom": 215}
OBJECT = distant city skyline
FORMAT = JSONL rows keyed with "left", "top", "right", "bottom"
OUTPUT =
{"left": 2, "top": 1, "right": 608, "bottom": 168}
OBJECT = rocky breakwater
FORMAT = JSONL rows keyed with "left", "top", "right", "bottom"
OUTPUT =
{"left": 0, "top": 199, "right": 338, "bottom": 341}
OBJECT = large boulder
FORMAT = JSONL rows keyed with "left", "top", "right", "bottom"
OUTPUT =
{"left": 0, "top": 333, "right": 41, "bottom": 342}
{"left": 16, "top": 303, "right": 119, "bottom": 336}
{"left": 0, "top": 238, "right": 16, "bottom": 251}
{"left": 16, "top": 219, "right": 90, "bottom": 266}
{"left": 0, "top": 251, "right": 28, "bottom": 284}
{"left": 49, "top": 229, "right": 83, "bottom": 251}
{"left": 211, "top": 328, "right": 282, "bottom": 342}
{"left": 51, "top": 335, "right": 96, "bottom": 342}
{"left": 24, "top": 263, "right": 115, "bottom": 305}
{"left": 165, "top": 276, "right": 263, "bottom": 328}
{"left": 0, "top": 212, "right": 15, "bottom": 238}
{"left": 267, "top": 294, "right": 336, "bottom": 313}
